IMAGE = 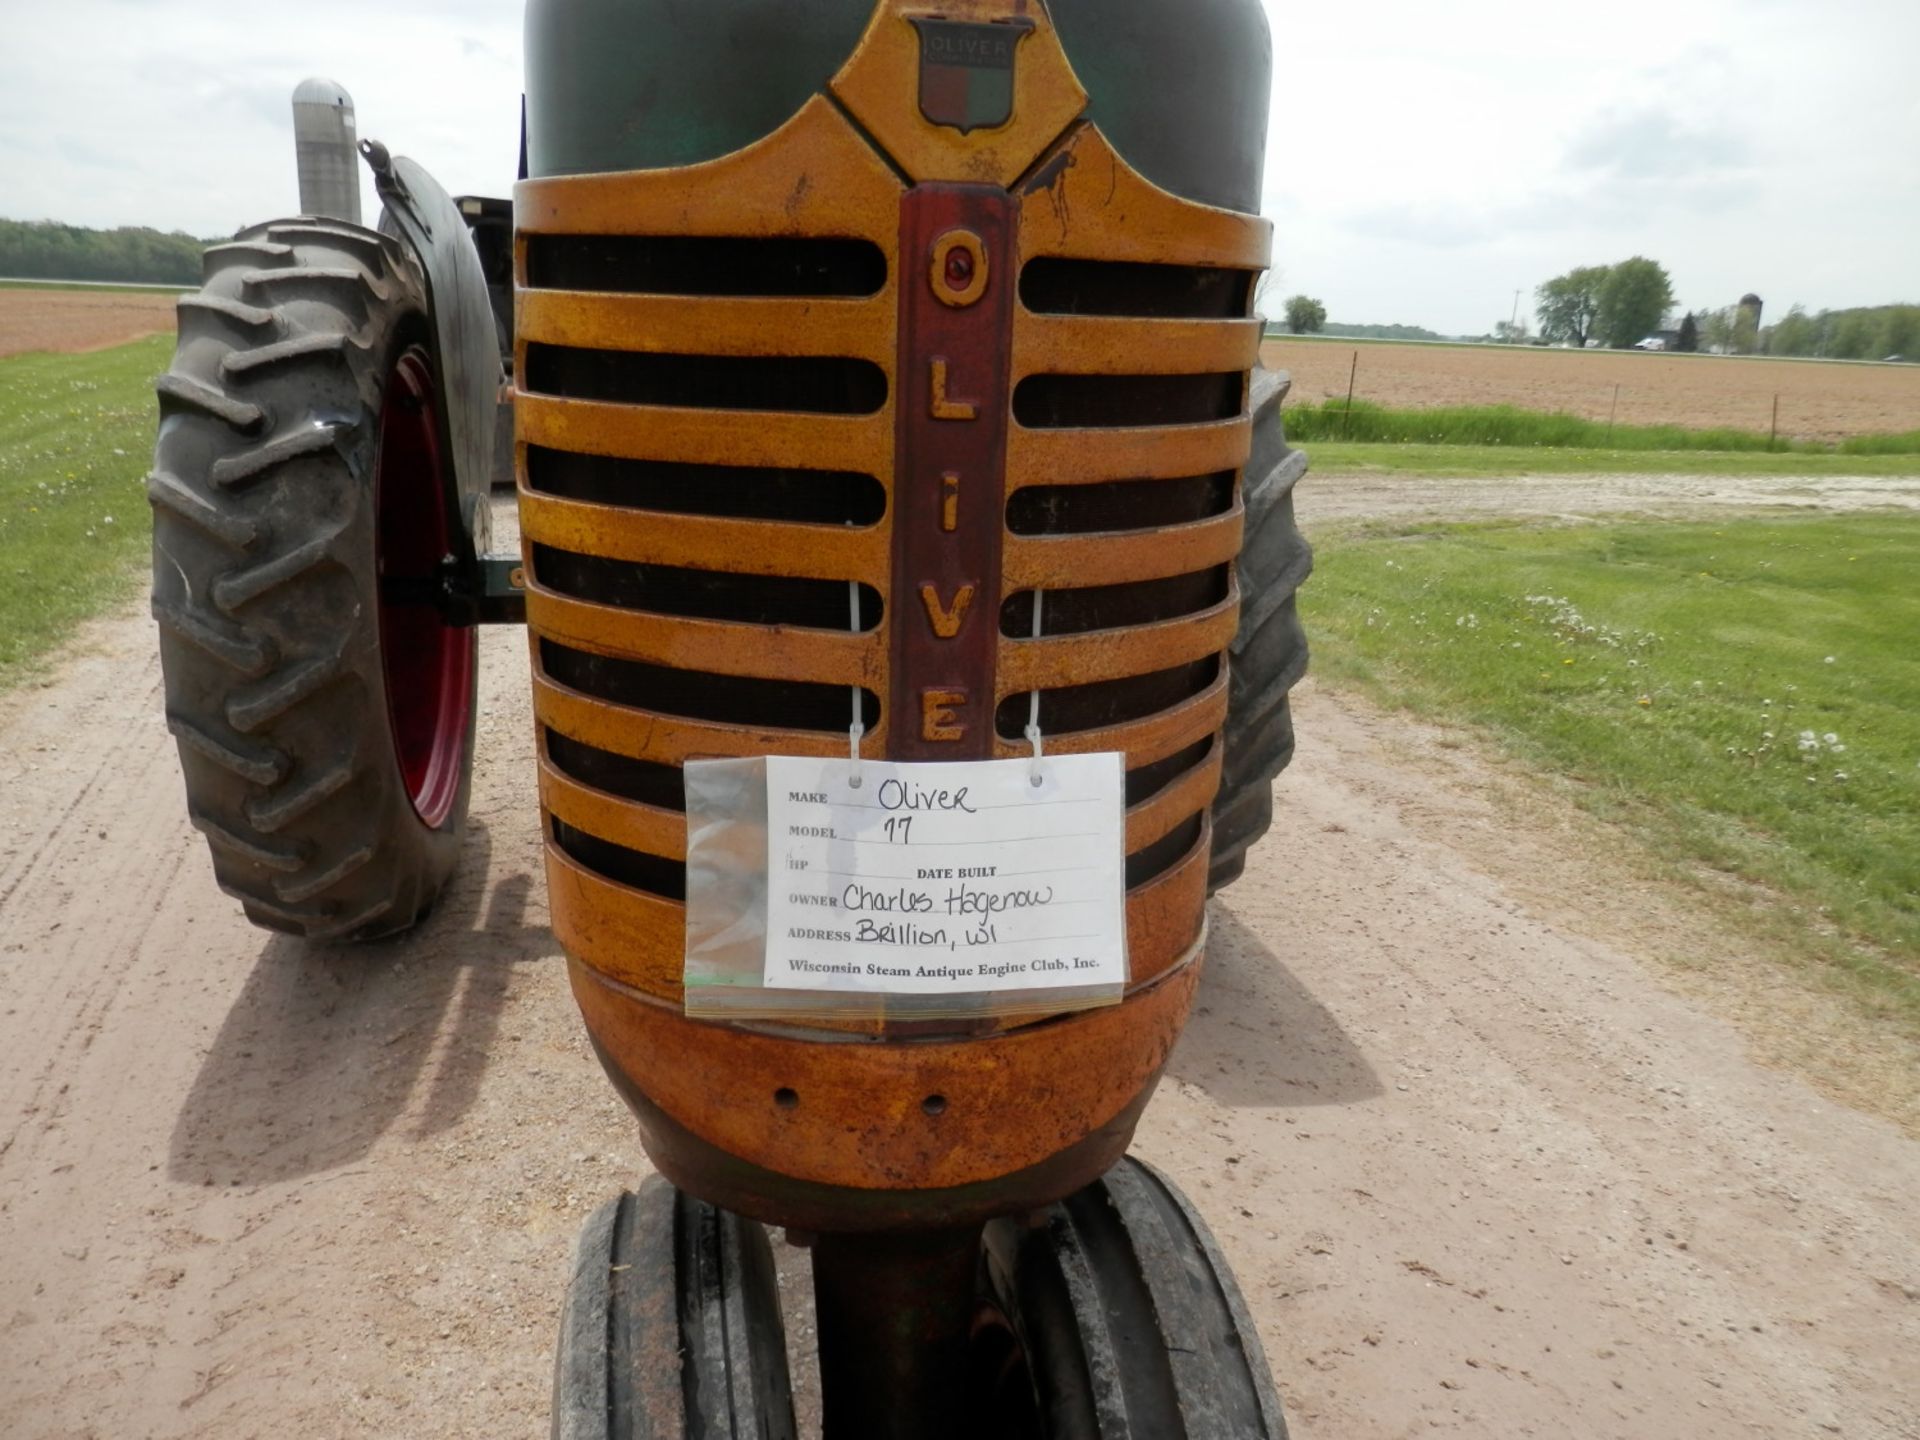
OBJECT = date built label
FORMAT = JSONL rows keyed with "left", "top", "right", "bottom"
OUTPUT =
{"left": 762, "top": 754, "right": 1127, "bottom": 995}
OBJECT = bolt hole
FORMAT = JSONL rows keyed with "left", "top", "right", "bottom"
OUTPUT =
{"left": 774, "top": 1087, "right": 799, "bottom": 1110}
{"left": 922, "top": 1093, "right": 948, "bottom": 1117}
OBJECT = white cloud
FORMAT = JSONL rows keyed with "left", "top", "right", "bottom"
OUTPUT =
{"left": 2, "top": 0, "right": 1915, "bottom": 334}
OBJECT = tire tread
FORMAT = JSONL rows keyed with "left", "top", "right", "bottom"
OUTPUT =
{"left": 150, "top": 220, "right": 471, "bottom": 943}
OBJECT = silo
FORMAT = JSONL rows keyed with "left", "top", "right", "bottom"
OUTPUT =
{"left": 292, "top": 78, "right": 362, "bottom": 225}
{"left": 1738, "top": 293, "right": 1764, "bottom": 354}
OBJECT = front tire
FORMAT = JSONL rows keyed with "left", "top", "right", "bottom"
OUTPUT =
{"left": 978, "top": 1156, "right": 1289, "bottom": 1438}
{"left": 553, "top": 1179, "right": 797, "bottom": 1440}
{"left": 150, "top": 218, "right": 477, "bottom": 942}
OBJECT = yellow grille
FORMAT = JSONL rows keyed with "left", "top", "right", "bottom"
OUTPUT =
{"left": 515, "top": 90, "right": 1269, "bottom": 1017}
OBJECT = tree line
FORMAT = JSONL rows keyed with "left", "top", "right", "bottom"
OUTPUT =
{"left": 1757, "top": 304, "right": 1918, "bottom": 361}
{"left": 0, "top": 219, "right": 218, "bottom": 285}
{"left": 1530, "top": 256, "right": 1913, "bottom": 361}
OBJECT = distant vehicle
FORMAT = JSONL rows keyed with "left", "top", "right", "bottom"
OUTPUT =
{"left": 1633, "top": 337, "right": 1666, "bottom": 351}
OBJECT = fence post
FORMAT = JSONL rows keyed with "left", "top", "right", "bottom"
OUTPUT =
{"left": 1342, "top": 350, "right": 1358, "bottom": 437}
{"left": 1770, "top": 394, "right": 1779, "bottom": 452}
{"left": 1607, "top": 383, "right": 1619, "bottom": 446}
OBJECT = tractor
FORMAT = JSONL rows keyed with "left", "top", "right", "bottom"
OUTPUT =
{"left": 148, "top": 2, "right": 1312, "bottom": 1434}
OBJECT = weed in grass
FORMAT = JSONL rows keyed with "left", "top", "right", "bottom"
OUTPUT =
{"left": 0, "top": 335, "right": 169, "bottom": 688}
{"left": 1308, "top": 514, "right": 1920, "bottom": 1035}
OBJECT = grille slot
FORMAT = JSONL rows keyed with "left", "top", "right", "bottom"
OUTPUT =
{"left": 547, "top": 730, "right": 685, "bottom": 811}
{"left": 1124, "top": 736, "right": 1212, "bottom": 807}
{"left": 526, "top": 234, "right": 887, "bottom": 297}
{"left": 1125, "top": 814, "right": 1204, "bottom": 889}
{"left": 525, "top": 447, "right": 887, "bottom": 526}
{"left": 543, "top": 640, "right": 880, "bottom": 732}
{"left": 1006, "top": 473, "right": 1231, "bottom": 535}
{"left": 553, "top": 817, "right": 686, "bottom": 901}
{"left": 1001, "top": 567, "right": 1228, "bottom": 638}
{"left": 525, "top": 345, "right": 888, "bottom": 415}
{"left": 1020, "top": 257, "right": 1251, "bottom": 318}
{"left": 531, "top": 545, "right": 882, "bottom": 630}
{"left": 995, "top": 657, "right": 1218, "bottom": 740}
{"left": 1012, "top": 372, "right": 1241, "bottom": 429}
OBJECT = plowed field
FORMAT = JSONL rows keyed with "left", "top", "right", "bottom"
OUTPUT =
{"left": 0, "top": 286, "right": 179, "bottom": 358}
{"left": 1262, "top": 338, "right": 1920, "bottom": 443}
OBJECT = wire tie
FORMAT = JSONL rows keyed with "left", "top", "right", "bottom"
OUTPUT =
{"left": 1026, "top": 590, "right": 1045, "bottom": 787}
{"left": 848, "top": 578, "right": 864, "bottom": 788}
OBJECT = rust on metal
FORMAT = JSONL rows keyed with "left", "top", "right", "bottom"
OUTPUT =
{"left": 1003, "top": 506, "right": 1244, "bottom": 589}
{"left": 1003, "top": 414, "right": 1251, "bottom": 495}
{"left": 830, "top": 0, "right": 1087, "bottom": 189}
{"left": 1013, "top": 120, "right": 1273, "bottom": 269}
{"left": 524, "top": 581, "right": 884, "bottom": 686}
{"left": 568, "top": 954, "right": 1202, "bottom": 1194}
{"left": 531, "top": 669, "right": 892, "bottom": 766}
{"left": 548, "top": 819, "right": 1207, "bottom": 1017}
{"left": 512, "top": 0, "right": 1272, "bottom": 1227}
{"left": 519, "top": 488, "right": 886, "bottom": 581}
{"left": 514, "top": 95, "right": 905, "bottom": 241}
{"left": 996, "top": 589, "right": 1241, "bottom": 693}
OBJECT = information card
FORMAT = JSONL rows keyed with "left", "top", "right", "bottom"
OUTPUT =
{"left": 760, "top": 753, "right": 1128, "bottom": 997}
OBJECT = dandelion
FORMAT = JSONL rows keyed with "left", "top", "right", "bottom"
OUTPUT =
{"left": 1834, "top": 772, "right": 1849, "bottom": 782}
{"left": 1563, "top": 658, "right": 1574, "bottom": 666}
{"left": 1637, "top": 696, "right": 1652, "bottom": 707}
{"left": 1824, "top": 656, "right": 1835, "bottom": 664}
{"left": 1824, "top": 732, "right": 1839, "bottom": 745}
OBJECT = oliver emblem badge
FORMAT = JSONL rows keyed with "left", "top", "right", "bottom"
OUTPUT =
{"left": 910, "top": 17, "right": 1034, "bottom": 133}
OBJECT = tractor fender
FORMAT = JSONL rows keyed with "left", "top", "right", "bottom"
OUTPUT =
{"left": 361, "top": 140, "right": 503, "bottom": 553}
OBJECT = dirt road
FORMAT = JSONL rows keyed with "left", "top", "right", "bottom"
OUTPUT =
{"left": 1300, "top": 466, "right": 1920, "bottom": 526}
{"left": 2, "top": 495, "right": 1916, "bottom": 1438}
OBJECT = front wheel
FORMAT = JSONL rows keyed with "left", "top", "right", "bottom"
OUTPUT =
{"left": 150, "top": 218, "right": 477, "bottom": 941}
{"left": 976, "top": 1156, "right": 1289, "bottom": 1438}
{"left": 553, "top": 1178, "right": 798, "bottom": 1440}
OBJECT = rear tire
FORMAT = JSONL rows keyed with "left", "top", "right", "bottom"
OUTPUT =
{"left": 150, "top": 219, "right": 477, "bottom": 942}
{"left": 1209, "top": 367, "right": 1312, "bottom": 892}
{"left": 553, "top": 1178, "right": 797, "bottom": 1440}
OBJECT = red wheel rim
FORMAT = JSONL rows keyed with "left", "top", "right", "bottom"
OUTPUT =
{"left": 375, "top": 344, "right": 475, "bottom": 829}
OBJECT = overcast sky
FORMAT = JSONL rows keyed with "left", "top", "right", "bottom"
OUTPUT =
{"left": 3, "top": 0, "right": 1914, "bottom": 335}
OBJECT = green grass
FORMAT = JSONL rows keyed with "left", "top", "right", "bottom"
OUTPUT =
{"left": 1302, "top": 441, "right": 1920, "bottom": 477}
{"left": 1282, "top": 398, "right": 1920, "bottom": 455}
{"left": 1308, "top": 513, "right": 1920, "bottom": 1032}
{"left": 0, "top": 335, "right": 169, "bottom": 688}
